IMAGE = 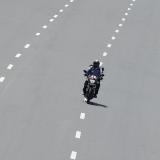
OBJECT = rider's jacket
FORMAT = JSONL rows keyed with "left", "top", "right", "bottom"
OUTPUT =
{"left": 87, "top": 65, "right": 102, "bottom": 78}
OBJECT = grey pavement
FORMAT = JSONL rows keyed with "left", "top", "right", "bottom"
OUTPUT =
{"left": 0, "top": 0, "right": 160, "bottom": 160}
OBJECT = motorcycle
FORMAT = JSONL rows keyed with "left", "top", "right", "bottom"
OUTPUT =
{"left": 83, "top": 70, "right": 103, "bottom": 103}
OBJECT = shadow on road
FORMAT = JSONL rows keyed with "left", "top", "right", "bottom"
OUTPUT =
{"left": 88, "top": 101, "right": 108, "bottom": 108}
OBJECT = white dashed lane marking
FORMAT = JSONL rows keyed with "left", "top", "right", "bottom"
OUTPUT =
{"left": 49, "top": 18, "right": 54, "bottom": 22}
{"left": 107, "top": 44, "right": 112, "bottom": 48}
{"left": 7, "top": 64, "right": 14, "bottom": 70}
{"left": 42, "top": 25, "right": 48, "bottom": 29}
{"left": 75, "top": 131, "right": 81, "bottom": 139}
{"left": 103, "top": 52, "right": 108, "bottom": 57}
{"left": 15, "top": 53, "right": 22, "bottom": 58}
{"left": 0, "top": 77, "right": 5, "bottom": 83}
{"left": 65, "top": 4, "right": 69, "bottom": 7}
{"left": 53, "top": 14, "right": 58, "bottom": 18}
{"left": 122, "top": 18, "right": 126, "bottom": 21}
{"left": 100, "top": 61, "right": 103, "bottom": 66}
{"left": 70, "top": 151, "right": 77, "bottom": 160}
{"left": 80, "top": 112, "right": 85, "bottom": 120}
{"left": 59, "top": 9, "right": 64, "bottom": 13}
{"left": 2, "top": 1, "right": 77, "bottom": 82}
{"left": 118, "top": 23, "right": 123, "bottom": 27}
{"left": 125, "top": 12, "right": 129, "bottom": 16}
{"left": 35, "top": 32, "right": 40, "bottom": 36}
{"left": 101, "top": 0, "right": 137, "bottom": 59}
{"left": 24, "top": 44, "right": 30, "bottom": 49}
{"left": 0, "top": 1, "right": 138, "bottom": 160}
{"left": 115, "top": 29, "right": 120, "bottom": 33}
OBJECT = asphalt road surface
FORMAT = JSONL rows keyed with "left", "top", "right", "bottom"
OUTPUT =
{"left": 0, "top": 0, "right": 160, "bottom": 159}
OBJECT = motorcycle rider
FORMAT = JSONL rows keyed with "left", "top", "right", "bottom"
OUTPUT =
{"left": 83, "top": 60, "right": 104, "bottom": 98}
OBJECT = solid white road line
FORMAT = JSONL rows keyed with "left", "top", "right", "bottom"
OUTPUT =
{"left": 24, "top": 44, "right": 30, "bottom": 49}
{"left": 75, "top": 131, "right": 81, "bottom": 139}
{"left": 15, "top": 53, "right": 22, "bottom": 58}
{"left": 80, "top": 113, "right": 85, "bottom": 120}
{"left": 0, "top": 77, "right": 5, "bottom": 83}
{"left": 70, "top": 151, "right": 77, "bottom": 160}
{"left": 7, "top": 64, "right": 14, "bottom": 70}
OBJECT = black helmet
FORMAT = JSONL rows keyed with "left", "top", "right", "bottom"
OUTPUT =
{"left": 93, "top": 60, "right": 100, "bottom": 68}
